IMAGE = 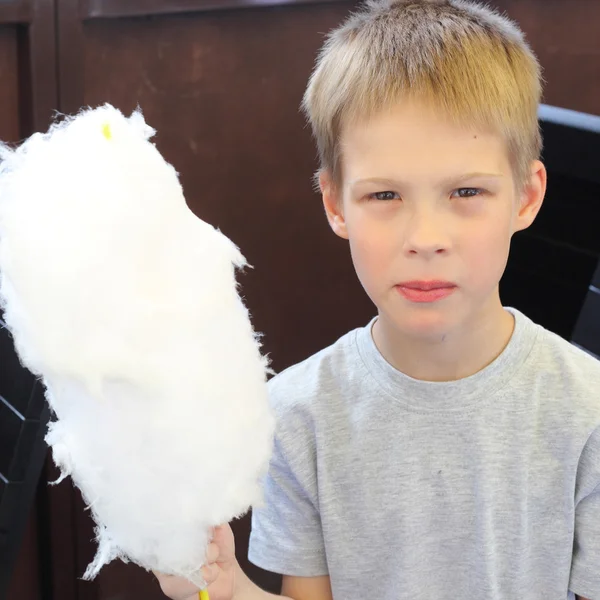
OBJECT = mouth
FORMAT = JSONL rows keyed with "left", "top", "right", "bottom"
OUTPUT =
{"left": 398, "top": 280, "right": 457, "bottom": 291}
{"left": 395, "top": 281, "right": 457, "bottom": 303}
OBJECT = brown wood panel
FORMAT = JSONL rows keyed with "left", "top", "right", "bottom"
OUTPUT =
{"left": 0, "top": 1, "right": 31, "bottom": 24}
{"left": 84, "top": 0, "right": 351, "bottom": 19}
{"left": 493, "top": 0, "right": 600, "bottom": 116}
{"left": 57, "top": 0, "right": 85, "bottom": 116}
{"left": 26, "top": 0, "right": 59, "bottom": 133}
{"left": 28, "top": 459, "right": 88, "bottom": 600}
{"left": 6, "top": 505, "right": 41, "bottom": 600}
{"left": 0, "top": 26, "right": 19, "bottom": 142}
{"left": 0, "top": 1, "right": 57, "bottom": 137}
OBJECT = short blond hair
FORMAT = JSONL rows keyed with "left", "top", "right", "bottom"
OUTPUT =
{"left": 302, "top": 0, "right": 543, "bottom": 189}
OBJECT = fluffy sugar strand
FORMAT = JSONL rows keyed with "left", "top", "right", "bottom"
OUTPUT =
{"left": 0, "top": 105, "right": 274, "bottom": 585}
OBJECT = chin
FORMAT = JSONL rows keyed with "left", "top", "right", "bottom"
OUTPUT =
{"left": 383, "top": 302, "right": 461, "bottom": 340}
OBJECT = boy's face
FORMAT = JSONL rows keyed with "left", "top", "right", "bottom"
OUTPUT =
{"left": 321, "top": 101, "right": 546, "bottom": 339}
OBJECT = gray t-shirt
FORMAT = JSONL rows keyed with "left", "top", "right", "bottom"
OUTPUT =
{"left": 248, "top": 308, "right": 600, "bottom": 600}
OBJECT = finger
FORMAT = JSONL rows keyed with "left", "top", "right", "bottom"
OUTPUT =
{"left": 201, "top": 563, "right": 219, "bottom": 585}
{"left": 212, "top": 525, "right": 235, "bottom": 561}
{"left": 153, "top": 572, "right": 199, "bottom": 598}
{"left": 206, "top": 542, "right": 219, "bottom": 564}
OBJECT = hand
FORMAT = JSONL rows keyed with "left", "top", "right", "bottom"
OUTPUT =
{"left": 155, "top": 524, "right": 237, "bottom": 600}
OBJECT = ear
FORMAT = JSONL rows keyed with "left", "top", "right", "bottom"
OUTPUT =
{"left": 320, "top": 170, "right": 349, "bottom": 240}
{"left": 513, "top": 160, "right": 547, "bottom": 233}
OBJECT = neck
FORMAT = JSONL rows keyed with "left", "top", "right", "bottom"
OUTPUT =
{"left": 372, "top": 298, "right": 515, "bottom": 382}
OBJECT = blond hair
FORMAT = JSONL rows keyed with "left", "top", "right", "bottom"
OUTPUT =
{"left": 302, "top": 0, "right": 543, "bottom": 189}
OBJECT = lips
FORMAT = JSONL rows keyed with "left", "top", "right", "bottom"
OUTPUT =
{"left": 398, "top": 280, "right": 456, "bottom": 291}
{"left": 396, "top": 281, "right": 457, "bottom": 303}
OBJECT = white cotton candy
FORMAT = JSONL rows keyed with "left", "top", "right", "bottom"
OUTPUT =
{"left": 0, "top": 104, "right": 275, "bottom": 586}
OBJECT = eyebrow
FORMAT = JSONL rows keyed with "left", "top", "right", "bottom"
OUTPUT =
{"left": 349, "top": 172, "right": 504, "bottom": 188}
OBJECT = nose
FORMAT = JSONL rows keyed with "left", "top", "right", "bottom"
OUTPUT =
{"left": 403, "top": 207, "right": 450, "bottom": 257}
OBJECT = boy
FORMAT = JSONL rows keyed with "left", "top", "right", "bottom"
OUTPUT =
{"left": 157, "top": 0, "right": 600, "bottom": 598}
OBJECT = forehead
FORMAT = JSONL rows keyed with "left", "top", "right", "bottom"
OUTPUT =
{"left": 339, "top": 101, "right": 510, "bottom": 182}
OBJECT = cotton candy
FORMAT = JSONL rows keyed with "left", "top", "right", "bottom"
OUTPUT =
{"left": 0, "top": 104, "right": 275, "bottom": 586}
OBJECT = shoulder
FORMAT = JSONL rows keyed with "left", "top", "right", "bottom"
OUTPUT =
{"left": 534, "top": 321, "right": 600, "bottom": 381}
{"left": 267, "top": 323, "right": 366, "bottom": 420}
{"left": 528, "top": 317, "right": 600, "bottom": 416}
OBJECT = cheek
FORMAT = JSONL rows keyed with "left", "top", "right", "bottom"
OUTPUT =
{"left": 346, "top": 220, "right": 396, "bottom": 285}
{"left": 463, "top": 219, "right": 512, "bottom": 283}
{"left": 348, "top": 236, "right": 387, "bottom": 275}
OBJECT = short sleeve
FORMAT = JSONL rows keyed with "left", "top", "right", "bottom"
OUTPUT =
{"left": 569, "top": 426, "right": 600, "bottom": 599}
{"left": 248, "top": 380, "right": 328, "bottom": 577}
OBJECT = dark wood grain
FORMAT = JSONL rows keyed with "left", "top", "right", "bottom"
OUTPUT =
{"left": 25, "top": 0, "right": 59, "bottom": 134}
{"left": 40, "top": 461, "right": 82, "bottom": 600}
{"left": 0, "top": 2, "right": 31, "bottom": 24}
{"left": 5, "top": 505, "right": 41, "bottom": 600}
{"left": 84, "top": 0, "right": 352, "bottom": 19}
{"left": 0, "top": 26, "right": 20, "bottom": 143}
{"left": 56, "top": 0, "right": 85, "bottom": 116}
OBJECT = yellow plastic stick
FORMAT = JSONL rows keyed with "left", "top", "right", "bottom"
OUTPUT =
{"left": 102, "top": 123, "right": 112, "bottom": 140}
{"left": 199, "top": 590, "right": 210, "bottom": 600}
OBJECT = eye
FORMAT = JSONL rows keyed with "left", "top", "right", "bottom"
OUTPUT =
{"left": 452, "top": 187, "right": 484, "bottom": 199}
{"left": 368, "top": 191, "right": 400, "bottom": 201}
